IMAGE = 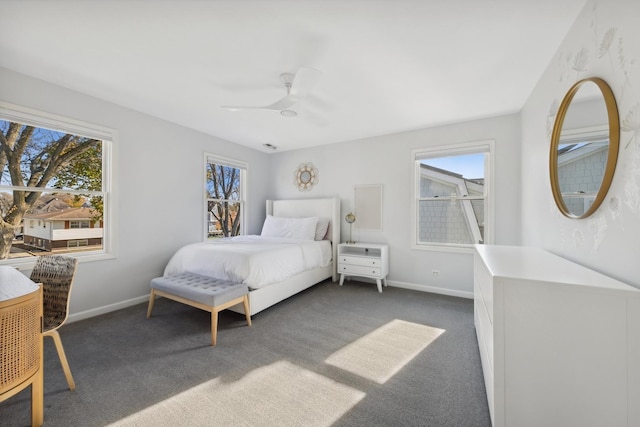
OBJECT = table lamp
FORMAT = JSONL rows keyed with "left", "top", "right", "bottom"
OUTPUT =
{"left": 345, "top": 212, "right": 356, "bottom": 243}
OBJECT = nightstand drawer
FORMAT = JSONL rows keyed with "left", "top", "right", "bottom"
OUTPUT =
{"left": 340, "top": 264, "right": 381, "bottom": 277}
{"left": 339, "top": 256, "right": 381, "bottom": 268}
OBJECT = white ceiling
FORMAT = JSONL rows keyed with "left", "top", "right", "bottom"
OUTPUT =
{"left": 0, "top": 0, "right": 586, "bottom": 153}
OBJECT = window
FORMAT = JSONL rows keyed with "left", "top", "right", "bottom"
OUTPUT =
{"left": 68, "top": 239, "right": 88, "bottom": 248}
{"left": 70, "top": 221, "right": 91, "bottom": 229}
{"left": 412, "top": 140, "right": 494, "bottom": 252}
{"left": 204, "top": 154, "right": 246, "bottom": 239}
{"left": 0, "top": 102, "right": 114, "bottom": 263}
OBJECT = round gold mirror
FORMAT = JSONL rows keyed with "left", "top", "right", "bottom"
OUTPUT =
{"left": 299, "top": 170, "right": 312, "bottom": 184}
{"left": 549, "top": 77, "right": 620, "bottom": 218}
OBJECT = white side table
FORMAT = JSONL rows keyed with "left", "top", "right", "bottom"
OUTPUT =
{"left": 337, "top": 243, "right": 389, "bottom": 292}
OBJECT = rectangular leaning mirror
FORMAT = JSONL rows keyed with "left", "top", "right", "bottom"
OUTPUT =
{"left": 354, "top": 184, "right": 383, "bottom": 231}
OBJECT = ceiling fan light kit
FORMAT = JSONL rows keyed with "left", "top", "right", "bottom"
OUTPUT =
{"left": 280, "top": 110, "right": 297, "bottom": 117}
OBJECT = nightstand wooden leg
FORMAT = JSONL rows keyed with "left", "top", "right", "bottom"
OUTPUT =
{"left": 383, "top": 277, "right": 388, "bottom": 287}
{"left": 376, "top": 279, "right": 382, "bottom": 293}
{"left": 339, "top": 274, "right": 345, "bottom": 286}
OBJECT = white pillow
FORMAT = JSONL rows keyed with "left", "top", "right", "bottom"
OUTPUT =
{"left": 261, "top": 215, "right": 319, "bottom": 240}
{"left": 315, "top": 217, "right": 330, "bottom": 241}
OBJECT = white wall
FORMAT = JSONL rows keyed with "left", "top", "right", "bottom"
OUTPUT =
{"left": 268, "top": 114, "right": 522, "bottom": 297}
{"left": 521, "top": 0, "right": 640, "bottom": 288}
{"left": 0, "top": 67, "right": 271, "bottom": 320}
{"left": 3, "top": 63, "right": 522, "bottom": 315}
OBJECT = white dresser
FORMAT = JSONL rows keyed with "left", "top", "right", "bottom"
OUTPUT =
{"left": 474, "top": 245, "right": 640, "bottom": 427}
{"left": 338, "top": 243, "right": 389, "bottom": 292}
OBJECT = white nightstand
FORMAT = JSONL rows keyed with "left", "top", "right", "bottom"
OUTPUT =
{"left": 337, "top": 243, "right": 389, "bottom": 292}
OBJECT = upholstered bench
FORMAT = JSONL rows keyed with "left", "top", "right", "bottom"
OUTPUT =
{"left": 146, "top": 272, "right": 251, "bottom": 346}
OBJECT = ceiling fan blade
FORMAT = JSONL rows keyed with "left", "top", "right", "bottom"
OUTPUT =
{"left": 289, "top": 67, "right": 322, "bottom": 98}
{"left": 261, "top": 94, "right": 299, "bottom": 110}
{"left": 221, "top": 105, "right": 261, "bottom": 112}
{"left": 221, "top": 93, "right": 299, "bottom": 112}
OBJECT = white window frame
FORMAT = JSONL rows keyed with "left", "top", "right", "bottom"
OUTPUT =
{"left": 0, "top": 101, "right": 117, "bottom": 266}
{"left": 411, "top": 140, "right": 495, "bottom": 254}
{"left": 203, "top": 153, "right": 247, "bottom": 240}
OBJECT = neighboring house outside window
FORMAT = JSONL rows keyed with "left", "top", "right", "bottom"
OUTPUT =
{"left": 205, "top": 153, "right": 246, "bottom": 240}
{"left": 412, "top": 140, "right": 494, "bottom": 252}
{"left": 0, "top": 102, "right": 115, "bottom": 263}
{"left": 22, "top": 207, "right": 102, "bottom": 252}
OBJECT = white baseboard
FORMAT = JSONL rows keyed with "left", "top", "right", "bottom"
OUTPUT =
{"left": 67, "top": 294, "right": 150, "bottom": 324}
{"left": 66, "top": 280, "right": 472, "bottom": 324}
{"left": 387, "top": 280, "right": 473, "bottom": 299}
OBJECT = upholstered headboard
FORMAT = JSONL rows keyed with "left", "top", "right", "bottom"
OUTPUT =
{"left": 266, "top": 198, "right": 341, "bottom": 281}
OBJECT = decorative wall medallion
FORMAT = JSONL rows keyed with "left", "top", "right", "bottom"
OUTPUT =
{"left": 622, "top": 103, "right": 640, "bottom": 149}
{"left": 294, "top": 162, "right": 318, "bottom": 191}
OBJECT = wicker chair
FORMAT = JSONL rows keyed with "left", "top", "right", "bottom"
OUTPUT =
{"left": 0, "top": 286, "right": 44, "bottom": 426}
{"left": 30, "top": 255, "right": 79, "bottom": 391}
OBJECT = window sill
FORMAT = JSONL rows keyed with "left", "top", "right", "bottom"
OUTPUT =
{"left": 2, "top": 250, "right": 116, "bottom": 270}
{"left": 411, "top": 243, "right": 476, "bottom": 254}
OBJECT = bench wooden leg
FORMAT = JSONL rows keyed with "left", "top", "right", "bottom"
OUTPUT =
{"left": 146, "top": 289, "right": 156, "bottom": 318}
{"left": 210, "top": 296, "right": 250, "bottom": 346}
{"left": 211, "top": 310, "right": 218, "bottom": 346}
{"left": 148, "top": 287, "right": 250, "bottom": 346}
{"left": 243, "top": 295, "right": 252, "bottom": 326}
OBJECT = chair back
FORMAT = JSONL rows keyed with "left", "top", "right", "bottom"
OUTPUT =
{"left": 30, "top": 255, "right": 78, "bottom": 332}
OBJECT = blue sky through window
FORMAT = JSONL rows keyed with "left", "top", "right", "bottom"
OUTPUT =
{"left": 0, "top": 119, "right": 97, "bottom": 189}
{"left": 421, "top": 153, "right": 485, "bottom": 180}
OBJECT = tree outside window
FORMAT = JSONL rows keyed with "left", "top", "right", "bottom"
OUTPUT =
{"left": 0, "top": 106, "right": 110, "bottom": 260}
{"left": 205, "top": 155, "right": 245, "bottom": 239}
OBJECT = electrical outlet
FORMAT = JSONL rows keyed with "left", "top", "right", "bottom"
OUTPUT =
{"left": 431, "top": 269, "right": 440, "bottom": 276}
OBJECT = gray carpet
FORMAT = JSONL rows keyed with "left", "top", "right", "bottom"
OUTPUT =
{"left": 0, "top": 280, "right": 491, "bottom": 427}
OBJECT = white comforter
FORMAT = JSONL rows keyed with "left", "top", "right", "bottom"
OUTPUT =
{"left": 163, "top": 235, "right": 332, "bottom": 289}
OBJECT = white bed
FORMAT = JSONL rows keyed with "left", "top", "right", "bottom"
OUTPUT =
{"left": 164, "top": 197, "right": 340, "bottom": 316}
{"left": 163, "top": 236, "right": 333, "bottom": 289}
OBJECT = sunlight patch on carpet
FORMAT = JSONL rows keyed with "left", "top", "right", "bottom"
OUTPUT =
{"left": 325, "top": 319, "right": 445, "bottom": 384}
{"left": 109, "top": 360, "right": 365, "bottom": 427}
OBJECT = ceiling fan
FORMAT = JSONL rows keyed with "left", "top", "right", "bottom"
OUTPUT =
{"left": 222, "top": 67, "right": 321, "bottom": 115}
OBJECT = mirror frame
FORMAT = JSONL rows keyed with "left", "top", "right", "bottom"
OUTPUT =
{"left": 549, "top": 77, "right": 620, "bottom": 219}
{"left": 295, "top": 162, "right": 318, "bottom": 191}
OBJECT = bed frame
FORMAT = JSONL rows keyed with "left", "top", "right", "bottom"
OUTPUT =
{"left": 229, "top": 197, "right": 340, "bottom": 316}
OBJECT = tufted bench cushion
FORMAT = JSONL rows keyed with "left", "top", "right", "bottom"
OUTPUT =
{"left": 146, "top": 272, "right": 251, "bottom": 346}
{"left": 150, "top": 273, "right": 249, "bottom": 308}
